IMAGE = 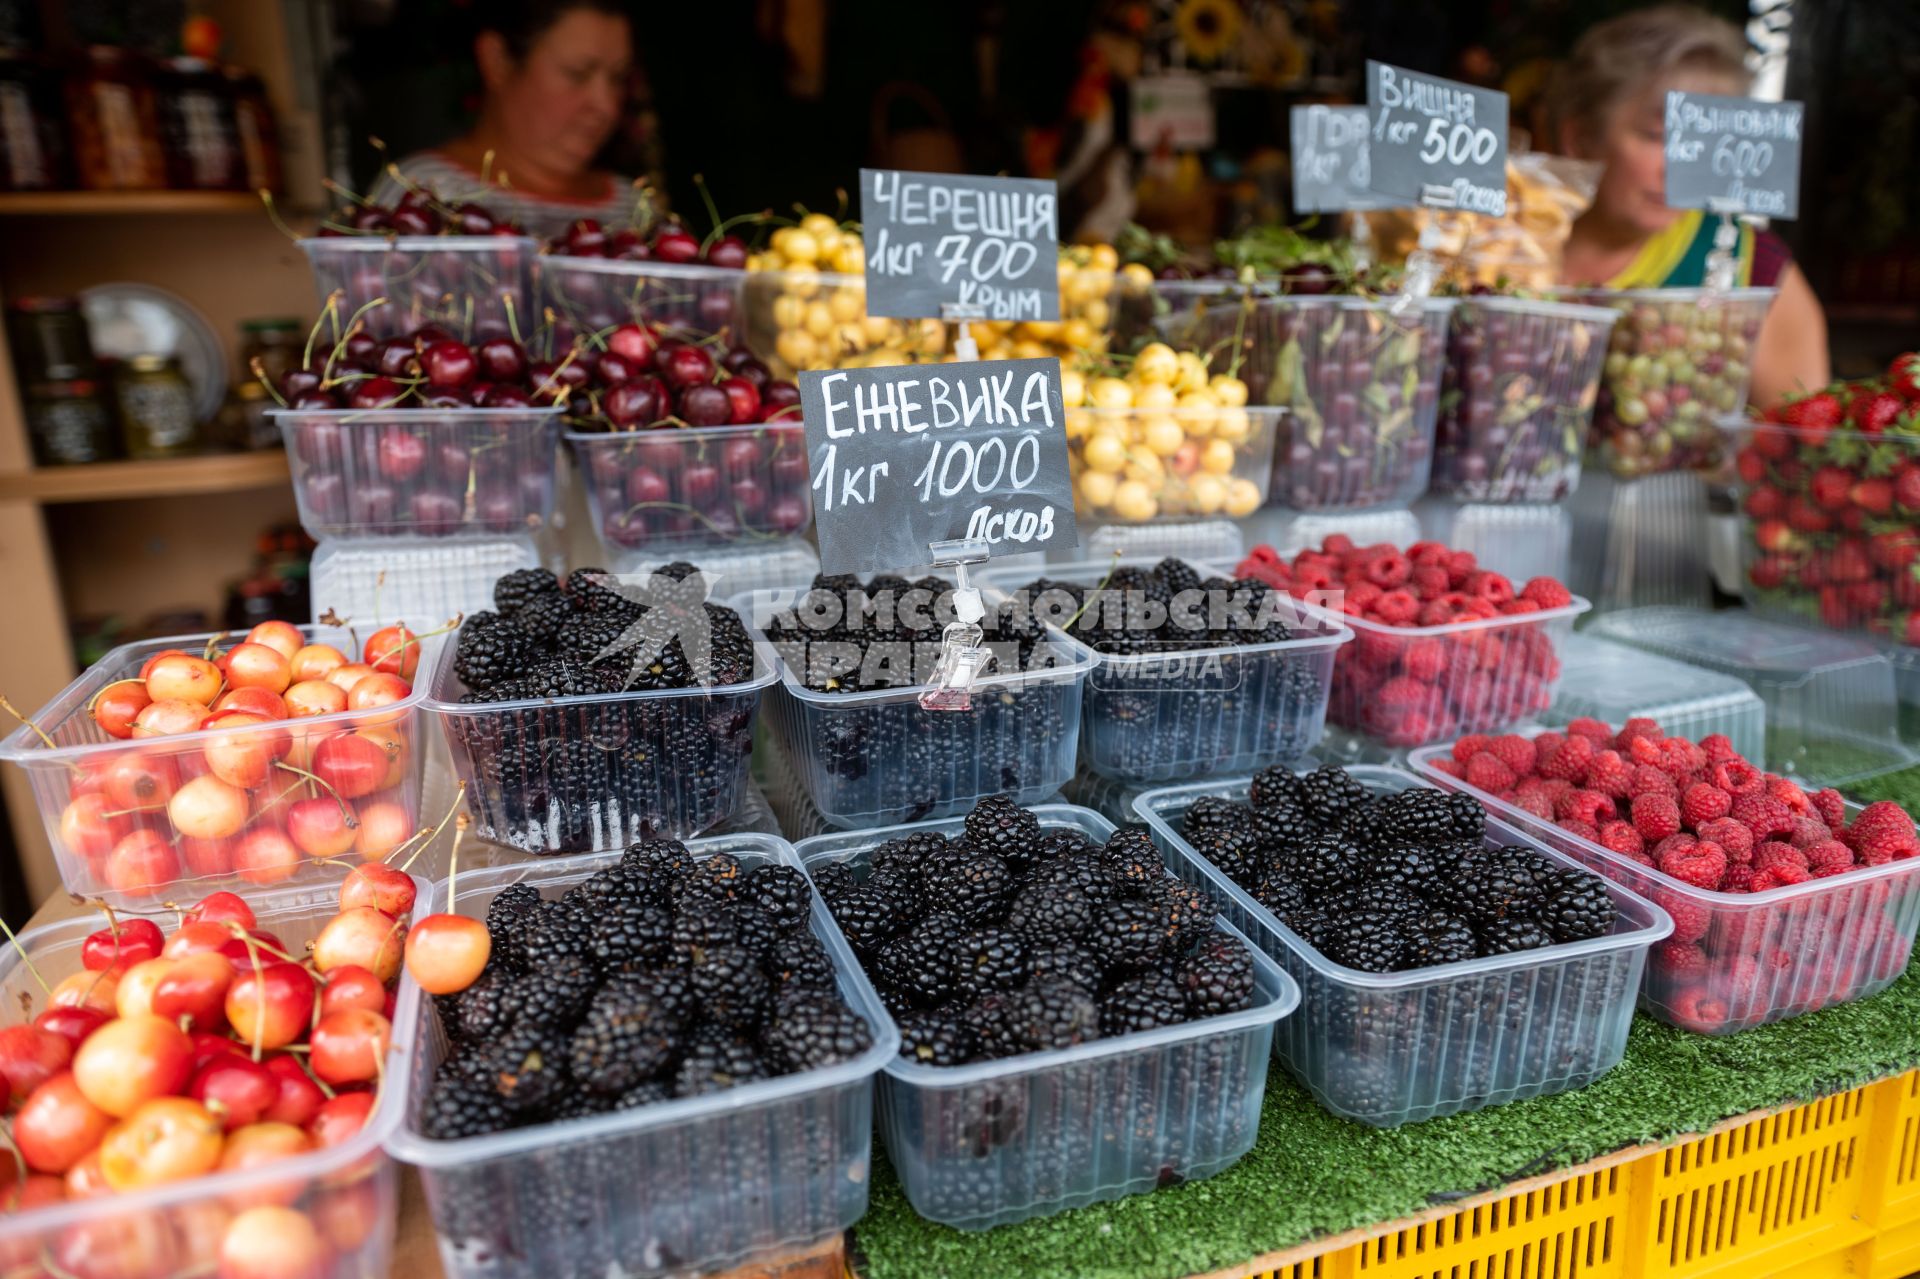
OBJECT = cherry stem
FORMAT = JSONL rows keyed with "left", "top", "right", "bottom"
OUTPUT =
{"left": 258, "top": 189, "right": 301, "bottom": 243}
{"left": 393, "top": 782, "right": 467, "bottom": 874}
{"left": 231, "top": 927, "right": 270, "bottom": 1062}
{"left": 0, "top": 694, "right": 57, "bottom": 753}
{"left": 446, "top": 812, "right": 470, "bottom": 907}
{"left": 273, "top": 761, "right": 357, "bottom": 830}
{"left": 252, "top": 356, "right": 289, "bottom": 408}
{"left": 0, "top": 914, "right": 48, "bottom": 997}
{"left": 305, "top": 292, "right": 343, "bottom": 375}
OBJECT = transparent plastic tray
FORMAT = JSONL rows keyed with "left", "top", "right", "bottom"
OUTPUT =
{"left": 1110, "top": 276, "right": 1275, "bottom": 352}
{"left": 737, "top": 589, "right": 1093, "bottom": 829}
{"left": 423, "top": 615, "right": 774, "bottom": 854}
{"left": 1134, "top": 766, "right": 1668, "bottom": 1124}
{"left": 1414, "top": 498, "right": 1572, "bottom": 589}
{"left": 275, "top": 407, "right": 563, "bottom": 541}
{"left": 309, "top": 535, "right": 543, "bottom": 629}
{"left": 0, "top": 626, "right": 429, "bottom": 905}
{"left": 1296, "top": 593, "right": 1589, "bottom": 750}
{"left": 299, "top": 235, "right": 541, "bottom": 340}
{"left": 1543, "top": 633, "right": 1766, "bottom": 764}
{"left": 611, "top": 540, "right": 821, "bottom": 599}
{"left": 795, "top": 804, "right": 1296, "bottom": 1229}
{"left": 1575, "top": 286, "right": 1775, "bottom": 479}
{"left": 1587, "top": 606, "right": 1917, "bottom": 787}
{"left": 1409, "top": 732, "right": 1920, "bottom": 1034}
{"left": 541, "top": 255, "right": 746, "bottom": 344}
{"left": 387, "top": 833, "right": 894, "bottom": 1279}
{"left": 977, "top": 558, "right": 1352, "bottom": 783}
{"left": 743, "top": 269, "right": 949, "bottom": 377}
{"left": 568, "top": 424, "right": 810, "bottom": 558}
{"left": 1066, "top": 406, "right": 1278, "bottom": 524}
{"left": 1734, "top": 422, "right": 1920, "bottom": 638}
{"left": 1061, "top": 765, "right": 1148, "bottom": 826}
{"left": 754, "top": 733, "right": 834, "bottom": 843}
{"left": 1084, "top": 520, "right": 1245, "bottom": 565}
{"left": 1432, "top": 296, "right": 1616, "bottom": 502}
{"left": 1895, "top": 644, "right": 1920, "bottom": 745}
{"left": 1237, "top": 506, "right": 1422, "bottom": 560}
{"left": 1567, "top": 468, "right": 1712, "bottom": 612}
{"left": 0, "top": 872, "right": 427, "bottom": 1275}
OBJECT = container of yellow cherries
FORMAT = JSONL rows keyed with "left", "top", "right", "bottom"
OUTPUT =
{"left": 1065, "top": 342, "right": 1277, "bottom": 524}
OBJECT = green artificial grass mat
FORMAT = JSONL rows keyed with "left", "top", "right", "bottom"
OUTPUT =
{"left": 850, "top": 767, "right": 1920, "bottom": 1279}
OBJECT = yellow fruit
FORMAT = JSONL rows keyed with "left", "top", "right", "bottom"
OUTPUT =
{"left": 815, "top": 229, "right": 843, "bottom": 259}
{"left": 832, "top": 243, "right": 865, "bottom": 275}
{"left": 835, "top": 322, "right": 868, "bottom": 354}
{"left": 1090, "top": 244, "right": 1119, "bottom": 271}
{"left": 803, "top": 301, "right": 834, "bottom": 339}
{"left": 772, "top": 295, "right": 805, "bottom": 329}
{"left": 859, "top": 314, "right": 893, "bottom": 344}
{"left": 912, "top": 319, "right": 948, "bottom": 355}
{"left": 1083, "top": 433, "right": 1127, "bottom": 474}
{"left": 1061, "top": 319, "right": 1097, "bottom": 351}
{"left": 1120, "top": 262, "right": 1155, "bottom": 293}
{"left": 1210, "top": 374, "right": 1249, "bottom": 407}
{"left": 783, "top": 230, "right": 820, "bottom": 264}
{"left": 1189, "top": 473, "right": 1228, "bottom": 515}
{"left": 1077, "top": 470, "right": 1118, "bottom": 509}
{"left": 1134, "top": 343, "right": 1178, "bottom": 385}
{"left": 1224, "top": 477, "right": 1262, "bottom": 517}
{"left": 776, "top": 330, "right": 817, "bottom": 368}
{"left": 1131, "top": 382, "right": 1176, "bottom": 411}
{"left": 770, "top": 227, "right": 795, "bottom": 257}
{"left": 1020, "top": 321, "right": 1062, "bottom": 342}
{"left": 1065, "top": 408, "right": 1093, "bottom": 440}
{"left": 828, "top": 289, "right": 863, "bottom": 324}
{"left": 1089, "top": 377, "right": 1134, "bottom": 410}
{"left": 1174, "top": 353, "right": 1209, "bottom": 394}
{"left": 1011, "top": 340, "right": 1049, "bottom": 360}
{"left": 1176, "top": 388, "right": 1220, "bottom": 412}
{"left": 1062, "top": 271, "right": 1101, "bottom": 306}
{"left": 864, "top": 348, "right": 909, "bottom": 368}
{"left": 783, "top": 266, "right": 822, "bottom": 298}
{"left": 1124, "top": 446, "right": 1164, "bottom": 485}
{"left": 1212, "top": 407, "right": 1251, "bottom": 443}
{"left": 1201, "top": 438, "right": 1237, "bottom": 475}
{"left": 1112, "top": 480, "right": 1159, "bottom": 522}
{"left": 1143, "top": 416, "right": 1185, "bottom": 457}
{"left": 1061, "top": 369, "right": 1088, "bottom": 407}
{"left": 1179, "top": 410, "right": 1217, "bottom": 439}
{"left": 1079, "top": 298, "right": 1111, "bottom": 330}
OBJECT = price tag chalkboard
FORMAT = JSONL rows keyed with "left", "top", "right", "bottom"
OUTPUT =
{"left": 1364, "top": 60, "right": 1509, "bottom": 217}
{"left": 798, "top": 357, "right": 1079, "bottom": 575}
{"left": 1664, "top": 91, "right": 1803, "bottom": 219}
{"left": 859, "top": 169, "right": 1062, "bottom": 322}
{"left": 1290, "top": 104, "right": 1391, "bottom": 213}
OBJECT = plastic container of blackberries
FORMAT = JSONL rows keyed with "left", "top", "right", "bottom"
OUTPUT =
{"left": 1408, "top": 731, "right": 1920, "bottom": 1035}
{"left": 387, "top": 833, "right": 896, "bottom": 1279}
{"left": 274, "top": 406, "right": 564, "bottom": 540}
{"left": 1134, "top": 766, "right": 1670, "bottom": 1126}
{"left": 422, "top": 613, "right": 776, "bottom": 855}
{"left": 976, "top": 558, "right": 1352, "bottom": 784}
{"left": 567, "top": 421, "right": 811, "bottom": 560}
{"left": 795, "top": 804, "right": 1297, "bottom": 1230}
{"left": 299, "top": 235, "right": 542, "bottom": 340}
{"left": 1291, "top": 591, "right": 1590, "bottom": 751}
{"left": 0, "top": 626, "right": 431, "bottom": 907}
{"left": 540, "top": 255, "right": 746, "bottom": 344}
{"left": 1430, "top": 295, "right": 1618, "bottom": 503}
{"left": 0, "top": 870, "right": 430, "bottom": 1276}
{"left": 733, "top": 584, "right": 1096, "bottom": 829}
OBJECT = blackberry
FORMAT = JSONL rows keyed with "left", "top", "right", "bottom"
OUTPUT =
{"left": 1447, "top": 859, "right": 1545, "bottom": 930}
{"left": 626, "top": 837, "right": 698, "bottom": 883}
{"left": 513, "top": 592, "right": 574, "bottom": 645}
{"left": 564, "top": 865, "right": 640, "bottom": 910}
{"left": 1445, "top": 791, "right": 1487, "bottom": 840}
{"left": 568, "top": 978, "right": 682, "bottom": 1095}
{"left": 686, "top": 851, "right": 747, "bottom": 898}
{"left": 1478, "top": 918, "right": 1554, "bottom": 955}
{"left": 500, "top": 953, "right": 598, "bottom": 1030}
{"left": 520, "top": 901, "right": 595, "bottom": 971}
{"left": 875, "top": 916, "right": 960, "bottom": 1008}
{"left": 1402, "top": 912, "right": 1478, "bottom": 967}
{"left": 1153, "top": 879, "right": 1218, "bottom": 950}
{"left": 1153, "top": 556, "right": 1204, "bottom": 599}
{"left": 964, "top": 795, "right": 1042, "bottom": 865}
{"left": 1177, "top": 935, "right": 1256, "bottom": 1017}
{"left": 951, "top": 928, "right": 1030, "bottom": 1000}
{"left": 1032, "top": 852, "right": 1117, "bottom": 905}
{"left": 1364, "top": 841, "right": 1446, "bottom": 898}
{"left": 1101, "top": 972, "right": 1189, "bottom": 1035}
{"left": 673, "top": 1029, "right": 770, "bottom": 1097}
{"left": 1320, "top": 882, "right": 1426, "bottom": 923}
{"left": 616, "top": 1080, "right": 674, "bottom": 1110}
{"left": 1006, "top": 980, "right": 1099, "bottom": 1052}
{"left": 1248, "top": 765, "right": 1305, "bottom": 811}
{"left": 564, "top": 567, "right": 625, "bottom": 612}
{"left": 1027, "top": 941, "right": 1105, "bottom": 992}
{"left": 547, "top": 1090, "right": 614, "bottom": 1124}
{"left": 961, "top": 993, "right": 1020, "bottom": 1060}
{"left": 1248, "top": 801, "right": 1317, "bottom": 852}
{"left": 494, "top": 567, "right": 561, "bottom": 616}
{"left": 1539, "top": 871, "right": 1615, "bottom": 943}
{"left": 687, "top": 943, "right": 769, "bottom": 1028}
{"left": 1251, "top": 869, "right": 1308, "bottom": 918}
{"left": 422, "top": 1057, "right": 518, "bottom": 1139}
{"left": 867, "top": 838, "right": 925, "bottom": 885}
{"left": 556, "top": 608, "right": 639, "bottom": 667}
{"left": 1187, "top": 826, "right": 1261, "bottom": 887}
{"left": 454, "top": 613, "right": 534, "bottom": 692}
{"left": 501, "top": 658, "right": 615, "bottom": 700}
{"left": 925, "top": 850, "right": 1013, "bottom": 924}
{"left": 1090, "top": 897, "right": 1171, "bottom": 973}
{"left": 588, "top": 898, "right": 673, "bottom": 968}
{"left": 766, "top": 932, "right": 838, "bottom": 993}
{"left": 634, "top": 966, "right": 700, "bottom": 1023}
{"left": 897, "top": 1008, "right": 975, "bottom": 1066}
{"left": 1101, "top": 826, "right": 1164, "bottom": 893}
{"left": 451, "top": 967, "right": 514, "bottom": 1043}
{"left": 1321, "top": 912, "right": 1407, "bottom": 973}
{"left": 1276, "top": 833, "right": 1359, "bottom": 895}
{"left": 826, "top": 883, "right": 902, "bottom": 954}
{"left": 668, "top": 902, "right": 740, "bottom": 955}
{"left": 1369, "top": 789, "right": 1456, "bottom": 843}
{"left": 763, "top": 993, "right": 873, "bottom": 1072}
{"left": 809, "top": 862, "right": 856, "bottom": 902}
{"left": 1279, "top": 907, "right": 1332, "bottom": 948}
{"left": 1032, "top": 828, "right": 1096, "bottom": 864}
{"left": 1003, "top": 883, "right": 1095, "bottom": 941}
{"left": 476, "top": 1022, "right": 571, "bottom": 1113}
{"left": 1298, "top": 765, "right": 1370, "bottom": 828}
{"left": 484, "top": 883, "right": 543, "bottom": 971}
{"left": 1184, "top": 796, "right": 1252, "bottom": 837}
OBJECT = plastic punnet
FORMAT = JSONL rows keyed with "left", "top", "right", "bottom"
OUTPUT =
{"left": 568, "top": 422, "right": 810, "bottom": 559}
{"left": 299, "top": 235, "right": 540, "bottom": 340}
{"left": 1542, "top": 633, "right": 1766, "bottom": 763}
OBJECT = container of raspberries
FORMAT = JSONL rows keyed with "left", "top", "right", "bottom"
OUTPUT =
{"left": 389, "top": 832, "right": 894, "bottom": 1279}
{"left": 427, "top": 565, "right": 775, "bottom": 854}
{"left": 542, "top": 256, "right": 745, "bottom": 346}
{"left": 800, "top": 799, "right": 1296, "bottom": 1230}
{"left": 275, "top": 406, "right": 564, "bottom": 540}
{"left": 740, "top": 573, "right": 1095, "bottom": 828}
{"left": 1236, "top": 536, "right": 1589, "bottom": 748}
{"left": 0, "top": 623, "right": 429, "bottom": 906}
{"left": 1430, "top": 295, "right": 1618, "bottom": 503}
{"left": 300, "top": 235, "right": 542, "bottom": 341}
{"left": 1409, "top": 720, "right": 1920, "bottom": 1034}
{"left": 1134, "top": 764, "right": 1668, "bottom": 1127}
{"left": 976, "top": 556, "right": 1351, "bottom": 784}
{"left": 1575, "top": 287, "right": 1775, "bottom": 479}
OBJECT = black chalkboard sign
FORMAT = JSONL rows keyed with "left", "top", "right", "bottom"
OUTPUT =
{"left": 798, "top": 358, "right": 1078, "bottom": 575}
{"left": 1664, "top": 91, "right": 1803, "bottom": 220}
{"left": 859, "top": 169, "right": 1062, "bottom": 322}
{"left": 1364, "top": 60, "right": 1509, "bottom": 217}
{"left": 1290, "top": 104, "right": 1391, "bottom": 214}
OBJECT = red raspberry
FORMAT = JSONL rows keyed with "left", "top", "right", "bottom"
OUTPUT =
{"left": 1559, "top": 818, "right": 1601, "bottom": 844}
{"left": 1540, "top": 734, "right": 1595, "bottom": 782}
{"left": 1614, "top": 717, "right": 1664, "bottom": 747}
{"left": 1585, "top": 750, "right": 1632, "bottom": 799}
{"left": 1450, "top": 733, "right": 1491, "bottom": 763}
{"left": 1807, "top": 841, "right": 1855, "bottom": 876}
{"left": 1656, "top": 891, "right": 1711, "bottom": 944}
{"left": 1731, "top": 793, "right": 1794, "bottom": 841}
{"left": 1342, "top": 581, "right": 1384, "bottom": 615}
{"left": 1409, "top": 564, "right": 1450, "bottom": 599}
{"left": 1598, "top": 820, "right": 1646, "bottom": 858}
{"left": 1852, "top": 828, "right": 1920, "bottom": 867}
{"left": 1500, "top": 599, "right": 1540, "bottom": 616}
{"left": 1722, "top": 864, "right": 1756, "bottom": 892}
{"left": 1531, "top": 731, "right": 1566, "bottom": 760}
{"left": 1711, "top": 759, "right": 1766, "bottom": 796}
{"left": 1511, "top": 790, "right": 1555, "bottom": 820}
{"left": 1810, "top": 788, "right": 1847, "bottom": 831}
{"left": 1713, "top": 955, "right": 1763, "bottom": 1017}
{"left": 1401, "top": 638, "right": 1448, "bottom": 683}
{"left": 1520, "top": 576, "right": 1573, "bottom": 609}
{"left": 1557, "top": 788, "right": 1616, "bottom": 827}
{"left": 1772, "top": 861, "right": 1811, "bottom": 886}
{"left": 1363, "top": 552, "right": 1412, "bottom": 588}
{"left": 1661, "top": 738, "right": 1707, "bottom": 779}
{"left": 1376, "top": 676, "right": 1431, "bottom": 711}
{"left": 1444, "top": 550, "right": 1477, "bottom": 586}
{"left": 1417, "top": 595, "right": 1469, "bottom": 626}
{"left": 1748, "top": 869, "right": 1781, "bottom": 891}
{"left": 1787, "top": 816, "right": 1833, "bottom": 848}
{"left": 1754, "top": 841, "right": 1808, "bottom": 875}
{"left": 1465, "top": 570, "right": 1515, "bottom": 605}
{"left": 1695, "top": 818, "right": 1754, "bottom": 863}
{"left": 1632, "top": 793, "right": 1682, "bottom": 841}
{"left": 1485, "top": 734, "right": 1537, "bottom": 776}
{"left": 1764, "top": 775, "right": 1811, "bottom": 813}
{"left": 1668, "top": 987, "right": 1730, "bottom": 1033}
{"left": 1565, "top": 717, "right": 1613, "bottom": 741}
{"left": 1680, "top": 783, "right": 1732, "bottom": 827}
{"left": 1660, "top": 840, "right": 1728, "bottom": 890}
{"left": 1465, "top": 752, "right": 1517, "bottom": 792}
{"left": 1371, "top": 590, "right": 1420, "bottom": 625}
{"left": 1425, "top": 756, "right": 1465, "bottom": 779}
{"left": 1652, "top": 833, "right": 1697, "bottom": 860}
{"left": 1698, "top": 733, "right": 1739, "bottom": 764}
{"left": 1652, "top": 940, "right": 1709, "bottom": 979}
{"left": 1627, "top": 736, "right": 1666, "bottom": 767}
{"left": 1844, "top": 800, "right": 1918, "bottom": 848}
{"left": 1407, "top": 540, "right": 1448, "bottom": 566}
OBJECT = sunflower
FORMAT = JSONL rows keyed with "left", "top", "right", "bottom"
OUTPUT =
{"left": 1175, "top": 0, "right": 1241, "bottom": 64}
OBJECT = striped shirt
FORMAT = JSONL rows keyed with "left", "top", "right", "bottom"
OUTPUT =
{"left": 370, "top": 151, "right": 645, "bottom": 240}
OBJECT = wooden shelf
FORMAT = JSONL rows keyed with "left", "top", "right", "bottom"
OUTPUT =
{"left": 0, "top": 191, "right": 265, "bottom": 217}
{"left": 0, "top": 451, "right": 289, "bottom": 503}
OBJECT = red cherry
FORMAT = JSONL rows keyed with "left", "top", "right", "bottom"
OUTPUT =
{"left": 679, "top": 384, "right": 732, "bottom": 426}
{"left": 607, "top": 323, "right": 657, "bottom": 365}
{"left": 605, "top": 380, "right": 664, "bottom": 428}
{"left": 189, "top": 1057, "right": 278, "bottom": 1131}
{"left": 0, "top": 1025, "right": 72, "bottom": 1106}
{"left": 476, "top": 337, "right": 527, "bottom": 382}
{"left": 721, "top": 377, "right": 761, "bottom": 424}
{"left": 651, "top": 228, "right": 701, "bottom": 263}
{"left": 705, "top": 235, "right": 749, "bottom": 269}
{"left": 374, "top": 336, "right": 418, "bottom": 378}
{"left": 662, "top": 344, "right": 715, "bottom": 389}
{"left": 309, "top": 1009, "right": 390, "bottom": 1086}
{"left": 376, "top": 427, "right": 427, "bottom": 482}
{"left": 225, "top": 962, "right": 316, "bottom": 1051}
{"left": 338, "top": 863, "right": 417, "bottom": 917}
{"left": 261, "top": 1056, "right": 325, "bottom": 1127}
{"left": 80, "top": 918, "right": 164, "bottom": 972}
{"left": 318, "top": 967, "right": 387, "bottom": 1018}
{"left": 34, "top": 1008, "right": 109, "bottom": 1054}
{"left": 186, "top": 891, "right": 258, "bottom": 931}
{"left": 349, "top": 376, "right": 406, "bottom": 411}
{"left": 307, "top": 1090, "right": 375, "bottom": 1148}
{"left": 420, "top": 339, "right": 477, "bottom": 389}
{"left": 403, "top": 914, "right": 491, "bottom": 994}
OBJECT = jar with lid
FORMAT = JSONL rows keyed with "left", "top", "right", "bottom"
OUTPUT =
{"left": 155, "top": 56, "right": 240, "bottom": 190}
{"left": 0, "top": 50, "right": 66, "bottom": 190}
{"left": 223, "top": 67, "right": 280, "bottom": 194}
{"left": 114, "top": 354, "right": 199, "bottom": 458}
{"left": 65, "top": 47, "right": 165, "bottom": 189}
{"left": 8, "top": 297, "right": 116, "bottom": 464}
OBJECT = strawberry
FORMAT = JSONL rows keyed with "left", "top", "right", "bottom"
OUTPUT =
{"left": 1783, "top": 391, "right": 1844, "bottom": 446}
{"left": 1870, "top": 531, "right": 1919, "bottom": 571}
{"left": 1736, "top": 447, "right": 1768, "bottom": 484}
{"left": 1823, "top": 540, "right": 1875, "bottom": 584}
{"left": 1889, "top": 352, "right": 1920, "bottom": 403}
{"left": 1849, "top": 477, "right": 1894, "bottom": 514}
{"left": 1896, "top": 464, "right": 1920, "bottom": 512}
{"left": 1784, "top": 495, "right": 1833, "bottom": 533}
{"left": 1632, "top": 792, "right": 1682, "bottom": 842}
{"left": 1750, "top": 425, "right": 1794, "bottom": 458}
{"left": 1850, "top": 389, "right": 1905, "bottom": 433}
{"left": 1742, "top": 486, "right": 1786, "bottom": 519}
{"left": 1810, "top": 465, "right": 1856, "bottom": 511}
{"left": 1746, "top": 554, "right": 1795, "bottom": 590}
